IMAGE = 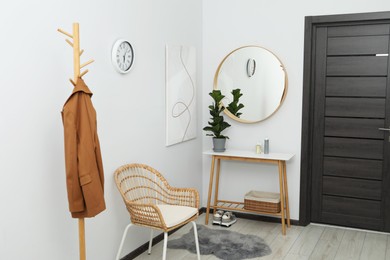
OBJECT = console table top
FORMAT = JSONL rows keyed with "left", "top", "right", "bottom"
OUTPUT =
{"left": 203, "top": 150, "right": 294, "bottom": 161}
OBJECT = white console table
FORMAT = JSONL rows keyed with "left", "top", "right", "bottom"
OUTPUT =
{"left": 204, "top": 150, "right": 294, "bottom": 235}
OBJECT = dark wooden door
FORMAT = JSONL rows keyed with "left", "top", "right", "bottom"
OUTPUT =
{"left": 310, "top": 23, "right": 390, "bottom": 231}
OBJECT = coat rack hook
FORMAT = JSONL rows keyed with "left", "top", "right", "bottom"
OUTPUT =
{"left": 69, "top": 78, "right": 76, "bottom": 86}
{"left": 80, "top": 49, "right": 84, "bottom": 56}
{"left": 80, "top": 59, "right": 94, "bottom": 69}
{"left": 80, "top": 70, "right": 89, "bottom": 78}
{"left": 65, "top": 39, "right": 74, "bottom": 47}
{"left": 57, "top": 28, "right": 73, "bottom": 39}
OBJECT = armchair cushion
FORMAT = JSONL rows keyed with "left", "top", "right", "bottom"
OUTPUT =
{"left": 156, "top": 205, "right": 198, "bottom": 228}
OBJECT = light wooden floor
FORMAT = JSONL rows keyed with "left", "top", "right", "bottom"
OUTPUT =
{"left": 133, "top": 214, "right": 390, "bottom": 260}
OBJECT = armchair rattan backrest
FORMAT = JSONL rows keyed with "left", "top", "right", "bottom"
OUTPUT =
{"left": 115, "top": 163, "right": 171, "bottom": 205}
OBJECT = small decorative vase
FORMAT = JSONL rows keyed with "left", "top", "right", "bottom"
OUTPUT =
{"left": 213, "top": 138, "right": 226, "bottom": 152}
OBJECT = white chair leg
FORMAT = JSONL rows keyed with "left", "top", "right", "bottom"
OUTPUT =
{"left": 116, "top": 223, "right": 133, "bottom": 260}
{"left": 191, "top": 221, "right": 201, "bottom": 260}
{"left": 148, "top": 229, "right": 154, "bottom": 254}
{"left": 162, "top": 232, "right": 168, "bottom": 260}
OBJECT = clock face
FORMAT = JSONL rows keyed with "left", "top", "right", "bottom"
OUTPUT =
{"left": 112, "top": 40, "right": 134, "bottom": 73}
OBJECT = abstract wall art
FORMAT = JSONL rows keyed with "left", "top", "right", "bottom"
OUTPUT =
{"left": 165, "top": 45, "right": 197, "bottom": 146}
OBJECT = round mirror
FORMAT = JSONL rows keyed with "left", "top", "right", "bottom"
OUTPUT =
{"left": 214, "top": 45, "right": 287, "bottom": 123}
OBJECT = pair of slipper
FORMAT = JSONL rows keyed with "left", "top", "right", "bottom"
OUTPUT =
{"left": 212, "top": 210, "right": 237, "bottom": 227}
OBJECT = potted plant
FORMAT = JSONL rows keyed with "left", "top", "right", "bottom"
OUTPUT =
{"left": 203, "top": 89, "right": 244, "bottom": 152}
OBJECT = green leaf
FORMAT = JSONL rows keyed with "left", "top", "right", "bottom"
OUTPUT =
{"left": 227, "top": 88, "right": 245, "bottom": 118}
{"left": 210, "top": 90, "right": 225, "bottom": 104}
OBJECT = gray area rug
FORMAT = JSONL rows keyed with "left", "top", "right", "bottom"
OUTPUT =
{"left": 168, "top": 224, "right": 272, "bottom": 259}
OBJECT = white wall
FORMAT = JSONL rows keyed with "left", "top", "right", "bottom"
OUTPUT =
{"left": 2, "top": 1, "right": 390, "bottom": 259}
{"left": 202, "top": 0, "right": 390, "bottom": 221}
{"left": 0, "top": 0, "right": 202, "bottom": 259}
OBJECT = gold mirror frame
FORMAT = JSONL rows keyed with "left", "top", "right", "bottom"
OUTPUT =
{"left": 214, "top": 45, "right": 288, "bottom": 123}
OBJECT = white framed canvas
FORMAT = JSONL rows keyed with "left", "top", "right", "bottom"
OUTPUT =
{"left": 166, "top": 45, "right": 197, "bottom": 146}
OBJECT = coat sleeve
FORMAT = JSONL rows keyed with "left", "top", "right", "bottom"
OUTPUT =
{"left": 75, "top": 93, "right": 105, "bottom": 215}
{"left": 63, "top": 105, "right": 85, "bottom": 213}
{"left": 76, "top": 95, "right": 96, "bottom": 186}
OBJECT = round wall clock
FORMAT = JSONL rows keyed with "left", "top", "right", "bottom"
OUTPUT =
{"left": 112, "top": 39, "right": 134, "bottom": 74}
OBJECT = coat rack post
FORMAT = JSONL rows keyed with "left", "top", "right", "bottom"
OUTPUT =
{"left": 73, "top": 23, "right": 81, "bottom": 80}
{"left": 78, "top": 218, "right": 86, "bottom": 260}
{"left": 72, "top": 23, "right": 86, "bottom": 260}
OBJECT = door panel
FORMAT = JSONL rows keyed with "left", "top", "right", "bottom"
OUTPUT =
{"left": 321, "top": 212, "right": 381, "bottom": 230}
{"left": 325, "top": 118, "right": 384, "bottom": 139}
{"left": 322, "top": 196, "right": 381, "bottom": 219}
{"left": 327, "top": 24, "right": 390, "bottom": 37}
{"left": 324, "top": 137, "right": 384, "bottom": 159}
{"left": 327, "top": 35, "right": 389, "bottom": 55}
{"left": 323, "top": 157, "right": 383, "bottom": 180}
{"left": 327, "top": 56, "right": 388, "bottom": 76}
{"left": 325, "top": 98, "right": 385, "bottom": 118}
{"left": 323, "top": 176, "right": 381, "bottom": 200}
{"left": 326, "top": 77, "right": 387, "bottom": 97}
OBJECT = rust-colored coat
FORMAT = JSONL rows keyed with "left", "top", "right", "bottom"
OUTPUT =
{"left": 62, "top": 77, "right": 106, "bottom": 218}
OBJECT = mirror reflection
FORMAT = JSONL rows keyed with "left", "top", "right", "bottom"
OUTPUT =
{"left": 214, "top": 46, "right": 287, "bottom": 123}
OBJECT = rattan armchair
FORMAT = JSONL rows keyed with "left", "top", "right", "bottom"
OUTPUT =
{"left": 114, "top": 163, "right": 200, "bottom": 260}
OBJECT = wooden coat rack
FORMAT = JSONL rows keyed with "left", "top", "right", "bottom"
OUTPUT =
{"left": 58, "top": 23, "right": 94, "bottom": 260}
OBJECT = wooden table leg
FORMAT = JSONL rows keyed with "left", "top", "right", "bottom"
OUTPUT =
{"left": 282, "top": 161, "right": 291, "bottom": 227}
{"left": 278, "top": 161, "right": 286, "bottom": 235}
{"left": 213, "top": 159, "right": 221, "bottom": 214}
{"left": 205, "top": 156, "right": 216, "bottom": 225}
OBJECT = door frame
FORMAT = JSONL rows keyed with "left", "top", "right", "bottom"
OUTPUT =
{"left": 299, "top": 11, "right": 390, "bottom": 226}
